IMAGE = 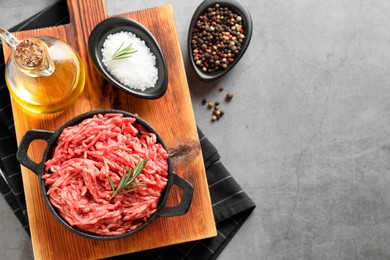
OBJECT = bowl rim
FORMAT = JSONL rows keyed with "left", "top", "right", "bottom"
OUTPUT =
{"left": 187, "top": 0, "right": 253, "bottom": 81}
{"left": 88, "top": 17, "right": 168, "bottom": 99}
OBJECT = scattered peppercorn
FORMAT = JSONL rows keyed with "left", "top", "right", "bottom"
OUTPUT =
{"left": 226, "top": 91, "right": 234, "bottom": 101}
{"left": 212, "top": 106, "right": 224, "bottom": 121}
{"left": 191, "top": 4, "right": 245, "bottom": 73}
{"left": 210, "top": 100, "right": 225, "bottom": 122}
{"left": 204, "top": 87, "right": 235, "bottom": 123}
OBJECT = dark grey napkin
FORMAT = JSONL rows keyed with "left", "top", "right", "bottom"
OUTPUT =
{"left": 0, "top": 1, "right": 255, "bottom": 259}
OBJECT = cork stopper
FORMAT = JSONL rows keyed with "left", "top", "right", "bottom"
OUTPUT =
{"left": 12, "top": 38, "right": 55, "bottom": 77}
{"left": 14, "top": 39, "right": 48, "bottom": 69}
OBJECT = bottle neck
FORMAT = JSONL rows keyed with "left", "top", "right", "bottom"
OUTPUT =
{"left": 0, "top": 28, "right": 20, "bottom": 49}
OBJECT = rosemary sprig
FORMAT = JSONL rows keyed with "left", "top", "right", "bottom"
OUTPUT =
{"left": 110, "top": 41, "right": 137, "bottom": 60}
{"left": 108, "top": 157, "right": 148, "bottom": 200}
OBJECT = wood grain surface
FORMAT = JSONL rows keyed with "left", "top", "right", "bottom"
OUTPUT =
{"left": 1, "top": 0, "right": 216, "bottom": 259}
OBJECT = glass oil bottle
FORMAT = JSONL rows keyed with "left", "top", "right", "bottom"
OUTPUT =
{"left": 0, "top": 29, "right": 85, "bottom": 113}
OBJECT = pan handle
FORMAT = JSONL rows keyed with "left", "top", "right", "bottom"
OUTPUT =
{"left": 16, "top": 129, "right": 53, "bottom": 175}
{"left": 159, "top": 173, "right": 194, "bottom": 217}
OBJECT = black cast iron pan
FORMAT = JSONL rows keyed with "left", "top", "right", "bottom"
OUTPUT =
{"left": 17, "top": 109, "right": 193, "bottom": 240}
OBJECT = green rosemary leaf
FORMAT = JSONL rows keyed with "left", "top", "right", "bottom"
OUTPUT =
{"left": 111, "top": 42, "right": 137, "bottom": 61}
{"left": 117, "top": 188, "right": 137, "bottom": 195}
{"left": 107, "top": 175, "right": 115, "bottom": 191}
{"left": 108, "top": 158, "right": 148, "bottom": 200}
{"left": 117, "top": 170, "right": 128, "bottom": 190}
{"left": 117, "top": 182, "right": 146, "bottom": 195}
{"left": 129, "top": 158, "right": 148, "bottom": 183}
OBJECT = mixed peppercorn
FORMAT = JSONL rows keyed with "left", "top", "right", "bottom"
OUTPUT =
{"left": 191, "top": 4, "right": 245, "bottom": 73}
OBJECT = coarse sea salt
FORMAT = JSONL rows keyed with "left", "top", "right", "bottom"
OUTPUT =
{"left": 101, "top": 31, "right": 158, "bottom": 91}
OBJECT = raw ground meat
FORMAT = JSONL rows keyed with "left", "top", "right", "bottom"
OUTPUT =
{"left": 42, "top": 113, "right": 169, "bottom": 236}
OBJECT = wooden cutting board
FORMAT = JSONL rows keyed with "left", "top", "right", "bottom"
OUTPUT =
{"left": 2, "top": 0, "right": 216, "bottom": 259}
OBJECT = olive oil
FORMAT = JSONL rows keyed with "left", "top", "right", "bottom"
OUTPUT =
{"left": 2, "top": 34, "right": 85, "bottom": 113}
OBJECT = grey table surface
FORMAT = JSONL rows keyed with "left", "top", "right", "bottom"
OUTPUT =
{"left": 2, "top": 0, "right": 390, "bottom": 259}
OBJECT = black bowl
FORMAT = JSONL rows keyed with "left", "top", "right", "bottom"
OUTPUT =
{"left": 188, "top": 0, "right": 253, "bottom": 81}
{"left": 17, "top": 109, "right": 193, "bottom": 240}
{"left": 88, "top": 17, "right": 168, "bottom": 99}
